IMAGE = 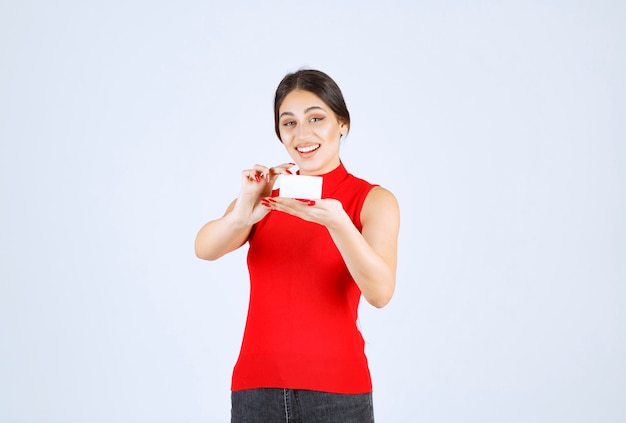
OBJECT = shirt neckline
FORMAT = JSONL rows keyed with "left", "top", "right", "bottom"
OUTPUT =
{"left": 318, "top": 162, "right": 349, "bottom": 197}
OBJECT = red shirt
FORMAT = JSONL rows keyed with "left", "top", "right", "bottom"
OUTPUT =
{"left": 231, "top": 163, "right": 376, "bottom": 394}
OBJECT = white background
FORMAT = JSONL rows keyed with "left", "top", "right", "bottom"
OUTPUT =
{"left": 1, "top": 1, "right": 624, "bottom": 422}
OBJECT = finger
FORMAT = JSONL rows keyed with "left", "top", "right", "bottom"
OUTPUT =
{"left": 269, "top": 162, "right": 297, "bottom": 176}
{"left": 295, "top": 198, "right": 316, "bottom": 206}
{"left": 269, "top": 197, "right": 315, "bottom": 211}
{"left": 260, "top": 197, "right": 274, "bottom": 209}
{"left": 242, "top": 168, "right": 264, "bottom": 183}
{"left": 267, "top": 198, "right": 320, "bottom": 224}
{"left": 252, "top": 164, "right": 273, "bottom": 183}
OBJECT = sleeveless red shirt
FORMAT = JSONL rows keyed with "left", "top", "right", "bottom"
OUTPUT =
{"left": 231, "top": 163, "right": 376, "bottom": 394}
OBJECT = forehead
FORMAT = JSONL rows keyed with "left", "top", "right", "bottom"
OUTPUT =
{"left": 279, "top": 89, "right": 327, "bottom": 113}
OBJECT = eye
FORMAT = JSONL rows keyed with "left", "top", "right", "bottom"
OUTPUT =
{"left": 282, "top": 121, "right": 295, "bottom": 127}
{"left": 310, "top": 117, "right": 324, "bottom": 123}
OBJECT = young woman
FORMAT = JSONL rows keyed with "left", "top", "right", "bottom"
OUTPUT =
{"left": 195, "top": 69, "right": 400, "bottom": 422}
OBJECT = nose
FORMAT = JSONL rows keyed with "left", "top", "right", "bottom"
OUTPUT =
{"left": 296, "top": 122, "right": 312, "bottom": 140}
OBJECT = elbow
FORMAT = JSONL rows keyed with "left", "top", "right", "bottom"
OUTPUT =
{"left": 195, "top": 250, "right": 217, "bottom": 261}
{"left": 194, "top": 240, "right": 221, "bottom": 261}
{"left": 195, "top": 248, "right": 211, "bottom": 261}
{"left": 364, "top": 285, "right": 395, "bottom": 309}
{"left": 195, "top": 248, "right": 222, "bottom": 261}
{"left": 366, "top": 267, "right": 396, "bottom": 308}
{"left": 367, "top": 295, "right": 392, "bottom": 309}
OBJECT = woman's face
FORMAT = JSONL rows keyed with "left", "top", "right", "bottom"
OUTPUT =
{"left": 278, "top": 89, "right": 348, "bottom": 175}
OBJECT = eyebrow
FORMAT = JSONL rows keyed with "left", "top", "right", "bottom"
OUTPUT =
{"left": 279, "top": 106, "right": 326, "bottom": 119}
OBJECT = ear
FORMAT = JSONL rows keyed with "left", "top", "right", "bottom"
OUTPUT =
{"left": 338, "top": 119, "right": 349, "bottom": 136}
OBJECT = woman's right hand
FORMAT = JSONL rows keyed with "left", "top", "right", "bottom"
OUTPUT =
{"left": 233, "top": 163, "right": 295, "bottom": 225}
{"left": 195, "top": 162, "right": 295, "bottom": 260}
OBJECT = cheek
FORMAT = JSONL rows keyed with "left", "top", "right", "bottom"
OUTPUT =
{"left": 283, "top": 144, "right": 300, "bottom": 161}
{"left": 315, "top": 125, "right": 337, "bottom": 140}
{"left": 280, "top": 131, "right": 294, "bottom": 144}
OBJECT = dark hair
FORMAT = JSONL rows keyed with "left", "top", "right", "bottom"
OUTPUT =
{"left": 274, "top": 69, "right": 350, "bottom": 141}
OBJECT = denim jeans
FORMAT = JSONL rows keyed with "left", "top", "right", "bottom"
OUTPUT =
{"left": 231, "top": 388, "right": 375, "bottom": 423}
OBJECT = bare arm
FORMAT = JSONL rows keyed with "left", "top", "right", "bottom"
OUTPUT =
{"left": 194, "top": 163, "right": 294, "bottom": 261}
{"left": 261, "top": 186, "right": 400, "bottom": 308}
{"left": 194, "top": 199, "right": 253, "bottom": 261}
{"left": 326, "top": 187, "right": 399, "bottom": 308}
{"left": 328, "top": 187, "right": 400, "bottom": 308}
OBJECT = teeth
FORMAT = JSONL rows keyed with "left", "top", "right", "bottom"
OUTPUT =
{"left": 297, "top": 145, "right": 320, "bottom": 153}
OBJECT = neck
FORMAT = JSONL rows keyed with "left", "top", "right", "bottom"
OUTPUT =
{"left": 298, "top": 158, "right": 341, "bottom": 176}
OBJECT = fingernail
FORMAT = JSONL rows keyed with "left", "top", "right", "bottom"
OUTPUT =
{"left": 295, "top": 198, "right": 315, "bottom": 206}
{"left": 285, "top": 169, "right": 293, "bottom": 175}
{"left": 254, "top": 175, "right": 260, "bottom": 182}
{"left": 261, "top": 200, "right": 271, "bottom": 207}
{"left": 266, "top": 174, "right": 270, "bottom": 183}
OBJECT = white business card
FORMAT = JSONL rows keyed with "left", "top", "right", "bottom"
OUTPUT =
{"left": 278, "top": 175, "right": 323, "bottom": 199}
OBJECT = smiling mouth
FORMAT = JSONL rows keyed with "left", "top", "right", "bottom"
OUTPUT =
{"left": 297, "top": 144, "right": 320, "bottom": 154}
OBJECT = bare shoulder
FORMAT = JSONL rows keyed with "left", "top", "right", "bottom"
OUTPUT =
{"left": 361, "top": 186, "right": 400, "bottom": 226}
{"left": 364, "top": 186, "right": 399, "bottom": 212}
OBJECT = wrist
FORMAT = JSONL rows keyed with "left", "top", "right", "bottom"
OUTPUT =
{"left": 225, "top": 207, "right": 253, "bottom": 229}
{"left": 326, "top": 209, "right": 353, "bottom": 232}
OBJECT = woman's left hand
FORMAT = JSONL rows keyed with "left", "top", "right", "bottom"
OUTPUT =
{"left": 261, "top": 197, "right": 350, "bottom": 229}
{"left": 263, "top": 186, "right": 399, "bottom": 309}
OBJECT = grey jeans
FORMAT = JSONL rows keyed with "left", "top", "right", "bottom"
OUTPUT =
{"left": 231, "top": 388, "right": 375, "bottom": 423}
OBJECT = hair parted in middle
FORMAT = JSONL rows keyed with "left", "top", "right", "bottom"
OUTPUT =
{"left": 273, "top": 69, "right": 350, "bottom": 142}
